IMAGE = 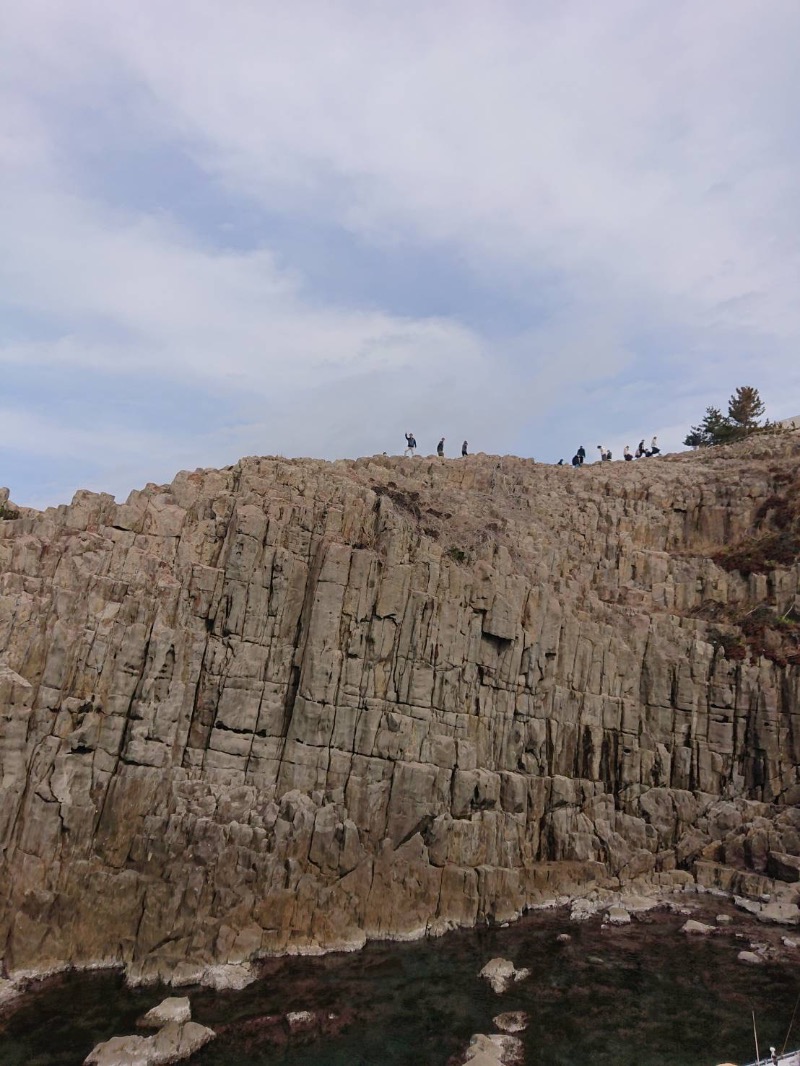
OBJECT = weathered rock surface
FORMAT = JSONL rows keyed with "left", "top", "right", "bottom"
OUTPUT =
{"left": 479, "top": 958, "right": 531, "bottom": 994}
{"left": 138, "top": 997, "right": 192, "bottom": 1028}
{"left": 84, "top": 1021, "right": 215, "bottom": 1065}
{"left": 462, "top": 1032, "right": 524, "bottom": 1065}
{"left": 1, "top": 435, "right": 799, "bottom": 981}
{"left": 681, "top": 919, "right": 715, "bottom": 936}
{"left": 493, "top": 1011, "right": 528, "bottom": 1033}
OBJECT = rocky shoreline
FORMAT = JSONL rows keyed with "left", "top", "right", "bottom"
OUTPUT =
{"left": 2, "top": 892, "right": 798, "bottom": 1066}
{"left": 2, "top": 879, "right": 797, "bottom": 1020}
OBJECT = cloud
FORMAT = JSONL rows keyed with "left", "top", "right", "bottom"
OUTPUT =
{"left": 2, "top": 1, "right": 800, "bottom": 505}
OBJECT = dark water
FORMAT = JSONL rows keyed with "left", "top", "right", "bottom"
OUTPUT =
{"left": 1, "top": 905, "right": 798, "bottom": 1066}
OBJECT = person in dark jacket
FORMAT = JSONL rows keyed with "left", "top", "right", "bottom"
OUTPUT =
{"left": 404, "top": 432, "right": 417, "bottom": 457}
{"left": 461, "top": 441, "right": 468, "bottom": 457}
{"left": 437, "top": 438, "right": 445, "bottom": 457}
{"left": 577, "top": 445, "right": 586, "bottom": 465}
{"left": 571, "top": 454, "right": 581, "bottom": 467}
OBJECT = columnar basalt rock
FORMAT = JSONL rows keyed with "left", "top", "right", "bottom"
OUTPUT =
{"left": 0, "top": 435, "right": 799, "bottom": 983}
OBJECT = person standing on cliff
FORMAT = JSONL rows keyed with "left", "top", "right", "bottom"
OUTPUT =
{"left": 650, "top": 435, "right": 660, "bottom": 455}
{"left": 577, "top": 445, "right": 586, "bottom": 465}
{"left": 635, "top": 439, "right": 646, "bottom": 458}
{"left": 437, "top": 438, "right": 445, "bottom": 457}
{"left": 404, "top": 432, "right": 417, "bottom": 457}
{"left": 461, "top": 441, "right": 468, "bottom": 457}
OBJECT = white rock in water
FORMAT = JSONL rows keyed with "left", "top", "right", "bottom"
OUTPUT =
{"left": 479, "top": 958, "right": 531, "bottom": 994}
{"left": 84, "top": 1034, "right": 152, "bottom": 1066}
{"left": 199, "top": 963, "right": 255, "bottom": 990}
{"left": 605, "top": 906, "right": 631, "bottom": 926}
{"left": 139, "top": 998, "right": 191, "bottom": 1028}
{"left": 570, "top": 898, "right": 600, "bottom": 922}
{"left": 737, "top": 950, "right": 763, "bottom": 965}
{"left": 286, "top": 1010, "right": 316, "bottom": 1031}
{"left": 84, "top": 1021, "right": 216, "bottom": 1065}
{"left": 681, "top": 920, "right": 715, "bottom": 935}
{"left": 463, "top": 1032, "right": 524, "bottom": 1064}
{"left": 150, "top": 1022, "right": 216, "bottom": 1063}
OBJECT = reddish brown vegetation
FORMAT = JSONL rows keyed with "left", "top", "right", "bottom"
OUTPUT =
{"left": 713, "top": 474, "right": 800, "bottom": 577}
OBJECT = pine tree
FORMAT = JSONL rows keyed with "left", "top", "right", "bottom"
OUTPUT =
{"left": 683, "top": 387, "right": 769, "bottom": 448}
{"left": 727, "top": 386, "right": 765, "bottom": 432}
{"left": 683, "top": 406, "right": 732, "bottom": 447}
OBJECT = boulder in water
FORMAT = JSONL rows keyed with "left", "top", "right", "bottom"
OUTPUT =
{"left": 138, "top": 998, "right": 191, "bottom": 1028}
{"left": 84, "top": 1021, "right": 215, "bottom": 1065}
{"left": 479, "top": 958, "right": 530, "bottom": 994}
{"left": 462, "top": 1032, "right": 524, "bottom": 1065}
{"left": 681, "top": 920, "right": 715, "bottom": 935}
{"left": 493, "top": 1011, "right": 528, "bottom": 1033}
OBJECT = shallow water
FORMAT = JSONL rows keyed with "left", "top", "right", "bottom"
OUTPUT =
{"left": 1, "top": 905, "right": 798, "bottom": 1066}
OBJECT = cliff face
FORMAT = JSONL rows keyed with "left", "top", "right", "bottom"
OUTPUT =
{"left": 1, "top": 437, "right": 799, "bottom": 982}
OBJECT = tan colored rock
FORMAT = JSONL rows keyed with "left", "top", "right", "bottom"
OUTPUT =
{"left": 84, "top": 1022, "right": 215, "bottom": 1065}
{"left": 767, "top": 852, "right": 800, "bottom": 883}
{"left": 479, "top": 958, "right": 530, "bottom": 994}
{"left": 1, "top": 435, "right": 799, "bottom": 980}
{"left": 138, "top": 998, "right": 191, "bottom": 1028}
{"left": 682, "top": 920, "right": 715, "bottom": 935}
{"left": 493, "top": 1011, "right": 528, "bottom": 1033}
{"left": 605, "top": 905, "right": 632, "bottom": 926}
{"left": 463, "top": 1033, "right": 524, "bottom": 1065}
{"left": 737, "top": 950, "right": 764, "bottom": 965}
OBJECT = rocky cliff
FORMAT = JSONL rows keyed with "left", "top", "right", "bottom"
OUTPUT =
{"left": 1, "top": 436, "right": 799, "bottom": 984}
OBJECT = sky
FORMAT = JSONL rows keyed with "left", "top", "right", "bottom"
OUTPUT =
{"left": 2, "top": 1, "right": 800, "bottom": 508}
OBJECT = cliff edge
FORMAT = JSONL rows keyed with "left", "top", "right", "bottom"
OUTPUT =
{"left": 1, "top": 435, "right": 799, "bottom": 983}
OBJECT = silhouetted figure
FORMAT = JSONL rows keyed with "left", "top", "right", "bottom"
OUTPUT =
{"left": 557, "top": 458, "right": 564, "bottom": 465}
{"left": 650, "top": 435, "right": 660, "bottom": 456}
{"left": 635, "top": 440, "right": 647, "bottom": 458}
{"left": 404, "top": 432, "right": 417, "bottom": 457}
{"left": 624, "top": 445, "right": 633, "bottom": 461}
{"left": 462, "top": 441, "right": 468, "bottom": 457}
{"left": 437, "top": 438, "right": 445, "bottom": 457}
{"left": 577, "top": 445, "right": 586, "bottom": 465}
{"left": 572, "top": 454, "right": 581, "bottom": 467}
